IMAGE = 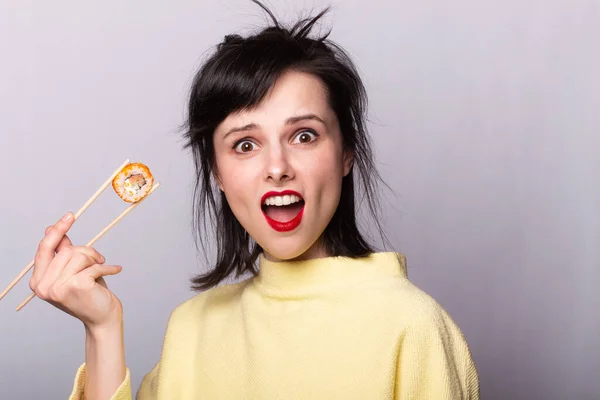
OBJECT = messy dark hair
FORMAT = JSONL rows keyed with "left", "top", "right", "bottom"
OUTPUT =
{"left": 182, "top": 0, "right": 389, "bottom": 291}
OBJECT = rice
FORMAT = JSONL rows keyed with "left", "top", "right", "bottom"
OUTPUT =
{"left": 112, "top": 162, "right": 154, "bottom": 203}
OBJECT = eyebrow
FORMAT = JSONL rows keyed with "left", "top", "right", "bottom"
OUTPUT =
{"left": 223, "top": 113, "right": 326, "bottom": 140}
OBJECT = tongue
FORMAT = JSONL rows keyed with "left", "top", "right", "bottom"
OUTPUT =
{"left": 265, "top": 203, "right": 303, "bottom": 222}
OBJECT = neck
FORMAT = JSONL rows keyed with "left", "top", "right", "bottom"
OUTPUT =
{"left": 262, "top": 237, "right": 328, "bottom": 263}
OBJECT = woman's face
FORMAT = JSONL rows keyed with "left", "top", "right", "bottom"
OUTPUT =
{"left": 213, "top": 70, "right": 352, "bottom": 262}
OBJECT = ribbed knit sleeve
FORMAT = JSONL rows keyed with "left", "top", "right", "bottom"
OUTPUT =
{"left": 68, "top": 363, "right": 132, "bottom": 400}
{"left": 135, "top": 362, "right": 160, "bottom": 399}
{"left": 394, "top": 305, "right": 480, "bottom": 399}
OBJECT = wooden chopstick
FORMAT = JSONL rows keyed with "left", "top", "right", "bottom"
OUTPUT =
{"left": 15, "top": 181, "right": 161, "bottom": 311}
{"left": 0, "top": 159, "right": 130, "bottom": 302}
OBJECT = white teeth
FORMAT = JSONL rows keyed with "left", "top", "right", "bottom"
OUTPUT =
{"left": 263, "top": 194, "right": 303, "bottom": 206}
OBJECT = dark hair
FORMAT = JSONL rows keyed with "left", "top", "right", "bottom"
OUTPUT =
{"left": 182, "top": 0, "right": 389, "bottom": 291}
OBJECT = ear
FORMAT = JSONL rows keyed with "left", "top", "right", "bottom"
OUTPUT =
{"left": 212, "top": 167, "right": 224, "bottom": 191}
{"left": 342, "top": 149, "right": 354, "bottom": 177}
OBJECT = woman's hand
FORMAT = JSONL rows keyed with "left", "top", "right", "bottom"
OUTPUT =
{"left": 29, "top": 211, "right": 124, "bottom": 331}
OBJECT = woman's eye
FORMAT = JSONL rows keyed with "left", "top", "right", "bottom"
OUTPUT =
{"left": 234, "top": 140, "right": 256, "bottom": 153}
{"left": 292, "top": 130, "right": 318, "bottom": 144}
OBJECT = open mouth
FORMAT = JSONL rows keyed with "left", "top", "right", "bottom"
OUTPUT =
{"left": 261, "top": 190, "right": 305, "bottom": 232}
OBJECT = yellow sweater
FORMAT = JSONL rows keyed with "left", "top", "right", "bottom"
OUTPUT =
{"left": 69, "top": 252, "right": 479, "bottom": 399}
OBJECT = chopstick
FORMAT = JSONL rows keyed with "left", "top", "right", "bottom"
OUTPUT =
{"left": 0, "top": 158, "right": 131, "bottom": 302}
{"left": 15, "top": 182, "right": 161, "bottom": 311}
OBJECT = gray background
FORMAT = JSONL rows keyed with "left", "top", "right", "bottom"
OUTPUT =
{"left": 1, "top": 0, "right": 598, "bottom": 399}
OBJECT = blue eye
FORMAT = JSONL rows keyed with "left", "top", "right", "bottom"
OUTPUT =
{"left": 292, "top": 130, "right": 318, "bottom": 144}
{"left": 234, "top": 140, "right": 256, "bottom": 153}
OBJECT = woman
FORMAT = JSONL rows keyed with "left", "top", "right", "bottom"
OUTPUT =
{"left": 30, "top": 2, "right": 480, "bottom": 399}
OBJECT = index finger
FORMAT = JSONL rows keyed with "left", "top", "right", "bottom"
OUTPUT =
{"left": 45, "top": 226, "right": 74, "bottom": 252}
{"left": 32, "top": 212, "right": 75, "bottom": 281}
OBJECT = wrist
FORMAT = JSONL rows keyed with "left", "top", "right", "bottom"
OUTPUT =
{"left": 85, "top": 319, "right": 123, "bottom": 342}
{"left": 83, "top": 318, "right": 127, "bottom": 399}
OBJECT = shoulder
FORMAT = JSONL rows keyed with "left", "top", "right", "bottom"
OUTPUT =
{"left": 390, "top": 279, "right": 453, "bottom": 327}
{"left": 387, "top": 277, "right": 481, "bottom": 398}
{"left": 387, "top": 276, "right": 468, "bottom": 343}
{"left": 380, "top": 271, "right": 477, "bottom": 377}
{"left": 366, "top": 254, "right": 471, "bottom": 348}
{"left": 163, "top": 278, "right": 253, "bottom": 331}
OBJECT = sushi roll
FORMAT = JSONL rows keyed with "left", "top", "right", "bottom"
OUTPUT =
{"left": 112, "top": 162, "right": 154, "bottom": 203}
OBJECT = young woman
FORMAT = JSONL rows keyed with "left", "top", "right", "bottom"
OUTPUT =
{"left": 30, "top": 2, "right": 479, "bottom": 399}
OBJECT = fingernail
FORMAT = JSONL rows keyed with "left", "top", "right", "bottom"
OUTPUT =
{"left": 100, "top": 255, "right": 105, "bottom": 263}
{"left": 62, "top": 212, "right": 73, "bottom": 221}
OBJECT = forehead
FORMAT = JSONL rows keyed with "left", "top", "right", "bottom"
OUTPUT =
{"left": 217, "top": 70, "right": 333, "bottom": 131}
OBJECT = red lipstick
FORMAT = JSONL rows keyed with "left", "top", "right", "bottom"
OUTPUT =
{"left": 261, "top": 190, "right": 304, "bottom": 232}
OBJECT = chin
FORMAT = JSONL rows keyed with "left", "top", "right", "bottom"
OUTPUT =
{"left": 262, "top": 246, "right": 308, "bottom": 262}
{"left": 259, "top": 231, "right": 323, "bottom": 261}
{"left": 260, "top": 237, "right": 318, "bottom": 262}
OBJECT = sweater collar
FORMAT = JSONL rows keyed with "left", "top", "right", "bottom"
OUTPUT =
{"left": 253, "top": 252, "right": 408, "bottom": 298}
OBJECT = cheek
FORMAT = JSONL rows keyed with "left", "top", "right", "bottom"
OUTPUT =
{"left": 221, "top": 171, "right": 248, "bottom": 205}
{"left": 217, "top": 160, "right": 259, "bottom": 220}
{"left": 307, "top": 151, "right": 345, "bottom": 208}
{"left": 216, "top": 152, "right": 243, "bottom": 189}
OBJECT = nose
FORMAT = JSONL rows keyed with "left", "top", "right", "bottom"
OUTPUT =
{"left": 264, "top": 144, "right": 294, "bottom": 183}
